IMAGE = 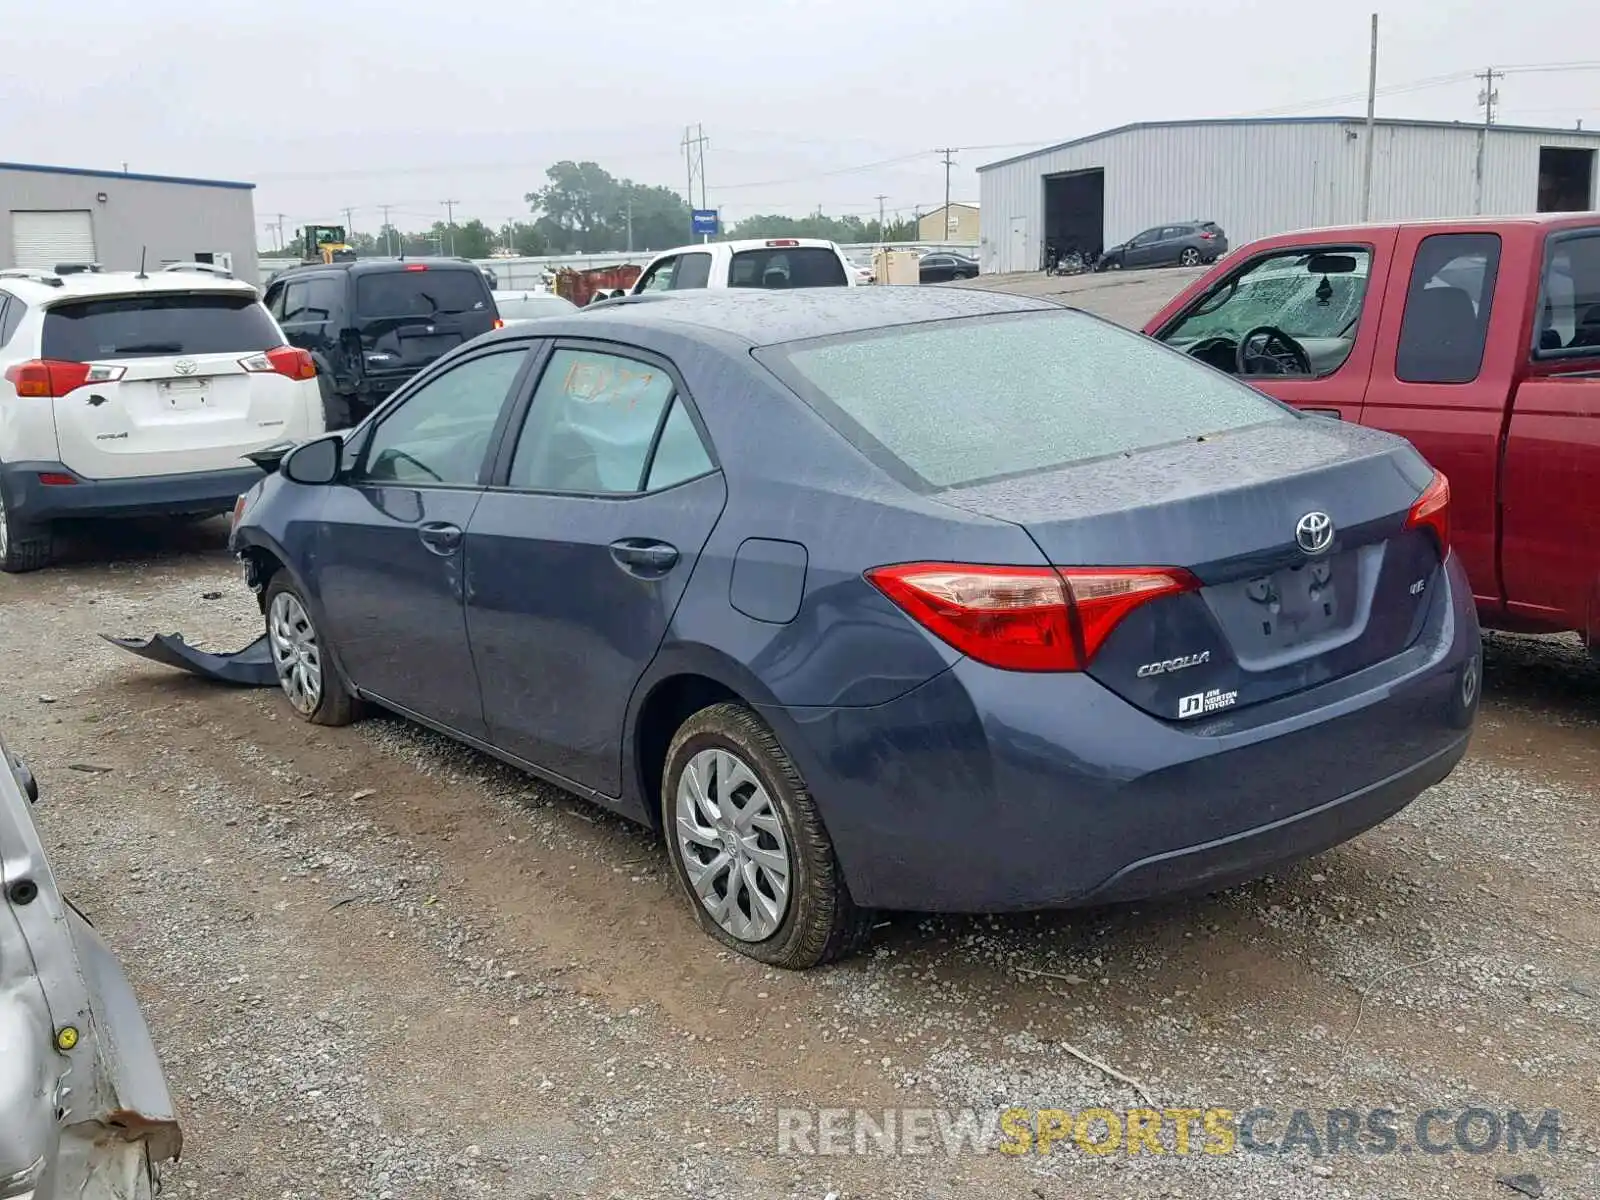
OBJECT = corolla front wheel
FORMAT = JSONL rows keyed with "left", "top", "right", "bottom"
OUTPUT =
{"left": 263, "top": 576, "right": 361, "bottom": 726}
{"left": 662, "top": 702, "right": 873, "bottom": 969}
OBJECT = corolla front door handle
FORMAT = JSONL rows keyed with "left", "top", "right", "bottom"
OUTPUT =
{"left": 418, "top": 522, "right": 463, "bottom": 556}
{"left": 609, "top": 538, "right": 679, "bottom": 575}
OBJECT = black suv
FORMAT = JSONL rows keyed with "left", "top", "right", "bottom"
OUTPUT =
{"left": 262, "top": 259, "right": 501, "bottom": 428}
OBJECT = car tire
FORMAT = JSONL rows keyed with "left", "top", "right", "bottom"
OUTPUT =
{"left": 0, "top": 478, "right": 53, "bottom": 573}
{"left": 1180, "top": 247, "right": 1202, "bottom": 266}
{"left": 263, "top": 574, "right": 361, "bottom": 726}
{"left": 1104, "top": 258, "right": 1123, "bottom": 270}
{"left": 661, "top": 702, "right": 873, "bottom": 969}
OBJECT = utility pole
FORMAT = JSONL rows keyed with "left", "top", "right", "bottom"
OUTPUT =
{"left": 1476, "top": 66, "right": 1502, "bottom": 126}
{"left": 441, "top": 199, "right": 459, "bottom": 255}
{"left": 682, "top": 125, "right": 710, "bottom": 241}
{"left": 341, "top": 206, "right": 355, "bottom": 238}
{"left": 1361, "top": 13, "right": 1378, "bottom": 221}
{"left": 274, "top": 214, "right": 287, "bottom": 254}
{"left": 1474, "top": 66, "right": 1501, "bottom": 214}
{"left": 936, "top": 148, "right": 958, "bottom": 241}
{"left": 876, "top": 194, "right": 888, "bottom": 241}
{"left": 379, "top": 205, "right": 394, "bottom": 256}
{"left": 625, "top": 196, "right": 634, "bottom": 253}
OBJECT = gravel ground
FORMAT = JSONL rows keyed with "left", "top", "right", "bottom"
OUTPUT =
{"left": 2, "top": 512, "right": 1597, "bottom": 1198}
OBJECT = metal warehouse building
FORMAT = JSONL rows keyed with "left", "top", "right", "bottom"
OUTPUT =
{"left": 977, "top": 117, "right": 1600, "bottom": 275}
{"left": 0, "top": 161, "right": 258, "bottom": 284}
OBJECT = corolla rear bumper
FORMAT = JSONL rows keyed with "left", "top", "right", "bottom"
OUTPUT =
{"left": 764, "top": 553, "right": 1480, "bottom": 913}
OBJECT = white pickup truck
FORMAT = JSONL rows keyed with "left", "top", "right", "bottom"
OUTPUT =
{"left": 628, "top": 238, "right": 857, "bottom": 295}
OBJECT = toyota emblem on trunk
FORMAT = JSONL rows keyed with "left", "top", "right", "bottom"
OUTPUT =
{"left": 1295, "top": 511, "right": 1334, "bottom": 555}
{"left": 173, "top": 358, "right": 198, "bottom": 375}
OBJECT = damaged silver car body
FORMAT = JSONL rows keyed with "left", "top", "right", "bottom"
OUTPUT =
{"left": 0, "top": 735, "right": 181, "bottom": 1199}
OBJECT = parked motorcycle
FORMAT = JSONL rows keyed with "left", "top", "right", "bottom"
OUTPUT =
{"left": 1044, "top": 245, "right": 1097, "bottom": 277}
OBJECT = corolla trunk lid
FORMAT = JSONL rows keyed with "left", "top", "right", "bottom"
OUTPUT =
{"left": 933, "top": 418, "right": 1446, "bottom": 721}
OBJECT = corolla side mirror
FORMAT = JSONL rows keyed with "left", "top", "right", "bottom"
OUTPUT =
{"left": 281, "top": 434, "right": 343, "bottom": 486}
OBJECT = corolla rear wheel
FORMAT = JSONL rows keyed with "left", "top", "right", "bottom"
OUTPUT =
{"left": 662, "top": 702, "right": 873, "bottom": 969}
{"left": 263, "top": 576, "right": 360, "bottom": 726}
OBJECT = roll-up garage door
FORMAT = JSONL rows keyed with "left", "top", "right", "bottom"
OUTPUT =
{"left": 11, "top": 210, "right": 97, "bottom": 269}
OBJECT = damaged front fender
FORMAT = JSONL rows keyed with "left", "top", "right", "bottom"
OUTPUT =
{"left": 99, "top": 633, "right": 277, "bottom": 688}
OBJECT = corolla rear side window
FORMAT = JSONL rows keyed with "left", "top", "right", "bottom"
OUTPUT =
{"left": 43, "top": 293, "right": 280, "bottom": 360}
{"left": 761, "top": 310, "right": 1289, "bottom": 489}
{"left": 355, "top": 269, "right": 489, "bottom": 316}
{"left": 729, "top": 248, "right": 847, "bottom": 288}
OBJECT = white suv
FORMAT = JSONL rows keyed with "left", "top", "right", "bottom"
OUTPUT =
{"left": 629, "top": 238, "right": 857, "bottom": 295}
{"left": 0, "top": 268, "right": 324, "bottom": 572}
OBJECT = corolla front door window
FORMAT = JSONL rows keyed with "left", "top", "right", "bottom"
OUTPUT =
{"left": 310, "top": 347, "right": 532, "bottom": 736}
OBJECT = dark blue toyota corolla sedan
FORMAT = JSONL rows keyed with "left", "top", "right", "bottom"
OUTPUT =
{"left": 229, "top": 287, "right": 1480, "bottom": 968}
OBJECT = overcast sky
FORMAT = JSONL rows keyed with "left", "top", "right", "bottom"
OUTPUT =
{"left": 5, "top": 0, "right": 1599, "bottom": 237}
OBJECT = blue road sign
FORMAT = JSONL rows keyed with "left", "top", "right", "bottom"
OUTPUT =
{"left": 691, "top": 209, "right": 719, "bottom": 237}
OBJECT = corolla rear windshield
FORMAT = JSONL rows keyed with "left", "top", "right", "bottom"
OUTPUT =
{"left": 759, "top": 309, "right": 1291, "bottom": 489}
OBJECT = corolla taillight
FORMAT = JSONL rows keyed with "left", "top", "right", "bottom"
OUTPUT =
{"left": 865, "top": 562, "right": 1198, "bottom": 671}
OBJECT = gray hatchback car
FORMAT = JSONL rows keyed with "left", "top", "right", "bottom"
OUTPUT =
{"left": 1100, "top": 220, "right": 1229, "bottom": 270}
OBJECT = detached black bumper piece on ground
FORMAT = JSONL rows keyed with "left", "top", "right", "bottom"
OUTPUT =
{"left": 101, "top": 633, "right": 277, "bottom": 687}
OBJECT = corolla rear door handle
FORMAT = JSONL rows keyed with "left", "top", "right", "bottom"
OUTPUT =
{"left": 418, "top": 522, "right": 463, "bottom": 555}
{"left": 609, "top": 538, "right": 679, "bottom": 575}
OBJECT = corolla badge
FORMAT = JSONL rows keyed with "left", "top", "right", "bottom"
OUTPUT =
{"left": 173, "top": 358, "right": 199, "bottom": 376}
{"left": 1295, "top": 511, "right": 1334, "bottom": 556}
{"left": 1136, "top": 651, "right": 1211, "bottom": 678}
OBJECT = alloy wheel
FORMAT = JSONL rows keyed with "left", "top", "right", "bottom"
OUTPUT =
{"left": 1181, "top": 248, "right": 1201, "bottom": 266}
{"left": 267, "top": 591, "right": 323, "bottom": 715}
{"left": 674, "top": 747, "right": 793, "bottom": 942}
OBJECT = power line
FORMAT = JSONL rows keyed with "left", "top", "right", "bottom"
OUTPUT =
{"left": 714, "top": 150, "right": 931, "bottom": 191}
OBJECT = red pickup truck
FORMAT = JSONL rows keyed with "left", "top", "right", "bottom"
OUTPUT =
{"left": 1144, "top": 214, "right": 1600, "bottom": 655}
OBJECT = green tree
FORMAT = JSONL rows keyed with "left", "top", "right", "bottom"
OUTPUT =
{"left": 726, "top": 212, "right": 906, "bottom": 245}
{"left": 612, "top": 181, "right": 692, "bottom": 252}
{"left": 528, "top": 160, "right": 620, "bottom": 253}
{"left": 509, "top": 221, "right": 549, "bottom": 256}
{"left": 526, "top": 161, "right": 692, "bottom": 253}
{"left": 441, "top": 218, "right": 493, "bottom": 258}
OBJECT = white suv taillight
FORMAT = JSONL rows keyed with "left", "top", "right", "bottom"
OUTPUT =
{"left": 240, "top": 346, "right": 317, "bottom": 380}
{"left": 4, "top": 360, "right": 125, "bottom": 397}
